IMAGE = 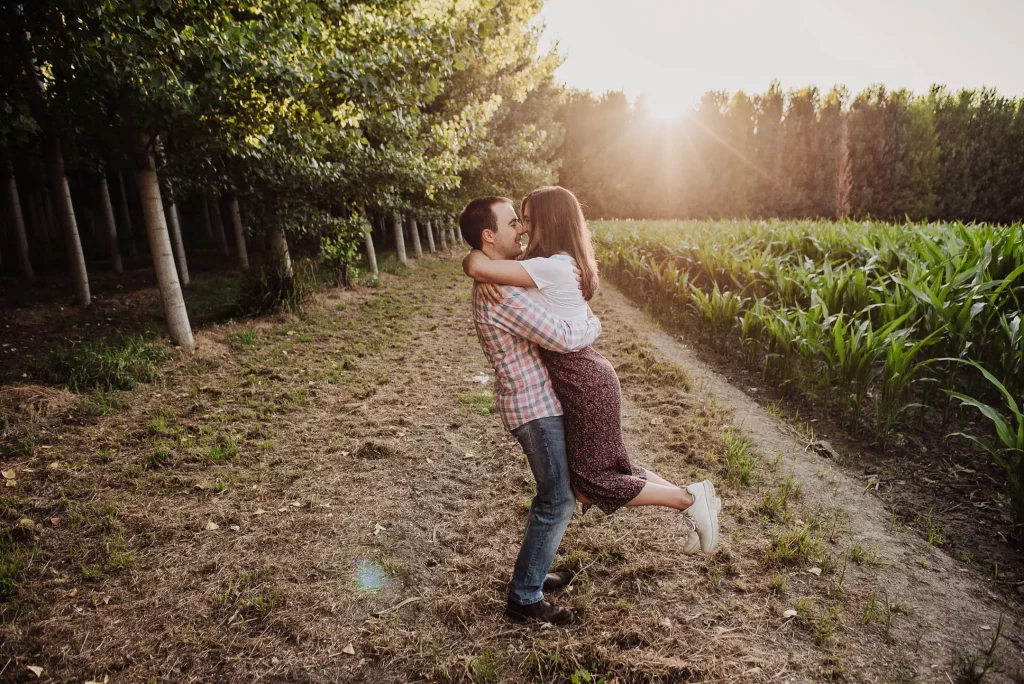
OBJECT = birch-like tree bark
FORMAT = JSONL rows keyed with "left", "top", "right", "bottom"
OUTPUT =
{"left": 392, "top": 213, "right": 407, "bottom": 264}
{"left": 227, "top": 195, "right": 249, "bottom": 270}
{"left": 135, "top": 132, "right": 193, "bottom": 349}
{"left": 3, "top": 160, "right": 34, "bottom": 281}
{"left": 97, "top": 174, "right": 122, "bottom": 273}
{"left": 408, "top": 215, "right": 423, "bottom": 258}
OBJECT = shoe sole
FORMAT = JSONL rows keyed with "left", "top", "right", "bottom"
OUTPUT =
{"left": 504, "top": 612, "right": 574, "bottom": 627}
{"left": 698, "top": 480, "right": 719, "bottom": 553}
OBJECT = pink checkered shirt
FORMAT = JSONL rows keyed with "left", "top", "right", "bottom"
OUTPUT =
{"left": 471, "top": 284, "right": 602, "bottom": 432}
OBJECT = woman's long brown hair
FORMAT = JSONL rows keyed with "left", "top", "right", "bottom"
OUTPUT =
{"left": 519, "top": 186, "right": 599, "bottom": 301}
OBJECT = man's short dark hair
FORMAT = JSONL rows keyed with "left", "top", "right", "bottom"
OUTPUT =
{"left": 459, "top": 196, "right": 513, "bottom": 250}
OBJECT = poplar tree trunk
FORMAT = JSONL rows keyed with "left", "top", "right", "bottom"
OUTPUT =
{"left": 365, "top": 230, "right": 378, "bottom": 274}
{"left": 46, "top": 139, "right": 90, "bottom": 304}
{"left": 392, "top": 213, "right": 407, "bottom": 264}
{"left": 3, "top": 160, "right": 34, "bottom": 281}
{"left": 97, "top": 174, "right": 122, "bottom": 273}
{"left": 135, "top": 132, "right": 193, "bottom": 349}
{"left": 207, "top": 193, "right": 229, "bottom": 256}
{"left": 424, "top": 219, "right": 436, "bottom": 253}
{"left": 438, "top": 218, "right": 448, "bottom": 250}
{"left": 116, "top": 172, "right": 138, "bottom": 258}
{"left": 268, "top": 226, "right": 292, "bottom": 276}
{"left": 227, "top": 195, "right": 249, "bottom": 270}
{"left": 408, "top": 215, "right": 423, "bottom": 258}
{"left": 164, "top": 194, "right": 189, "bottom": 286}
{"left": 200, "top": 195, "right": 213, "bottom": 241}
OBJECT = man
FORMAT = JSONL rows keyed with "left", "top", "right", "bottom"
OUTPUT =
{"left": 458, "top": 195, "right": 597, "bottom": 626}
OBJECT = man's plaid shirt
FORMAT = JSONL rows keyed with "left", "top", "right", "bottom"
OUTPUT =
{"left": 471, "top": 284, "right": 602, "bottom": 432}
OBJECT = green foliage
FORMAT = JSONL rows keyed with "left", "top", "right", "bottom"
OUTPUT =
{"left": 236, "top": 261, "right": 317, "bottom": 316}
{"left": 31, "top": 335, "right": 170, "bottom": 392}
{"left": 322, "top": 213, "right": 372, "bottom": 286}
{"left": 948, "top": 360, "right": 1024, "bottom": 542}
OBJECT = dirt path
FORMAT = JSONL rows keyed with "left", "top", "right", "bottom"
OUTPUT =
{"left": 2, "top": 258, "right": 1021, "bottom": 683}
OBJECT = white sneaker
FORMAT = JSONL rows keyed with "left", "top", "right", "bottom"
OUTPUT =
{"left": 684, "top": 480, "right": 720, "bottom": 553}
{"left": 682, "top": 497, "right": 721, "bottom": 555}
{"left": 681, "top": 517, "right": 700, "bottom": 554}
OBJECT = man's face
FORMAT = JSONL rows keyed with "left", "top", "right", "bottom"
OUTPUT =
{"left": 486, "top": 201, "right": 525, "bottom": 259}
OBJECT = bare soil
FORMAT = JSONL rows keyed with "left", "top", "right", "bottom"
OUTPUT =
{"left": 1, "top": 256, "right": 1022, "bottom": 683}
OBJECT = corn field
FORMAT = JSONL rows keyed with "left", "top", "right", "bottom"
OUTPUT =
{"left": 595, "top": 219, "right": 1024, "bottom": 541}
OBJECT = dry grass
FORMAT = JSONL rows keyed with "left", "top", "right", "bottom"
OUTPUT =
{"left": 0, "top": 258, "right": 1013, "bottom": 682}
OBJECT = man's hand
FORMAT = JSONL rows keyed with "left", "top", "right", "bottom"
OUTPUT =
{"left": 477, "top": 282, "right": 506, "bottom": 306}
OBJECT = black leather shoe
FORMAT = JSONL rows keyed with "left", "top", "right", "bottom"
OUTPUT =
{"left": 542, "top": 570, "right": 573, "bottom": 592}
{"left": 505, "top": 598, "right": 576, "bottom": 626}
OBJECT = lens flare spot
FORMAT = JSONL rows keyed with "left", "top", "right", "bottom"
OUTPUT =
{"left": 353, "top": 558, "right": 387, "bottom": 592}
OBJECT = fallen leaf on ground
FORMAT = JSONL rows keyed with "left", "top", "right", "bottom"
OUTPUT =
{"left": 658, "top": 617, "right": 673, "bottom": 630}
{"left": 50, "top": 516, "right": 62, "bottom": 526}
{"left": 782, "top": 609, "right": 798, "bottom": 618}
{"left": 26, "top": 665, "right": 43, "bottom": 677}
{"left": 254, "top": 508, "right": 266, "bottom": 515}
{"left": 18, "top": 518, "right": 34, "bottom": 529}
{"left": 342, "top": 643, "right": 356, "bottom": 655}
{"left": 373, "top": 523, "right": 386, "bottom": 536}
{"left": 229, "top": 525, "right": 240, "bottom": 532}
{"left": 1, "top": 469, "right": 15, "bottom": 480}
{"left": 205, "top": 521, "right": 219, "bottom": 531}
{"left": 807, "top": 567, "right": 822, "bottom": 576}
{"left": 67, "top": 588, "right": 78, "bottom": 598}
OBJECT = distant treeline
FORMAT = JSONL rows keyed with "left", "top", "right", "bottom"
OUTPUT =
{"left": 555, "top": 83, "right": 1024, "bottom": 224}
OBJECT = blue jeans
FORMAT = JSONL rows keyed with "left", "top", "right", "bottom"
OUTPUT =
{"left": 509, "top": 416, "right": 576, "bottom": 605}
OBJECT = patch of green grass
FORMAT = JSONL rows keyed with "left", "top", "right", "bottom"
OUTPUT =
{"left": 4, "top": 434, "right": 35, "bottom": 459}
{"left": 80, "top": 563, "right": 104, "bottom": 581}
{"left": 289, "top": 388, "right": 309, "bottom": 406}
{"left": 379, "top": 254, "right": 412, "bottom": 276}
{"left": 148, "top": 408, "right": 177, "bottom": 435}
{"left": 236, "top": 261, "right": 318, "bottom": 316}
{"left": 757, "top": 476, "right": 801, "bottom": 522}
{"left": 31, "top": 334, "right": 169, "bottom": 391}
{"left": 723, "top": 429, "right": 756, "bottom": 487}
{"left": 227, "top": 328, "right": 258, "bottom": 349}
{"left": 765, "top": 523, "right": 820, "bottom": 566}
{"left": 79, "top": 387, "right": 124, "bottom": 417}
{"left": 468, "top": 649, "right": 502, "bottom": 683}
{"left": 202, "top": 435, "right": 239, "bottom": 464}
{"left": 146, "top": 442, "right": 172, "bottom": 470}
{"left": 921, "top": 507, "right": 945, "bottom": 547}
{"left": 0, "top": 530, "right": 30, "bottom": 604}
{"left": 104, "top": 532, "right": 135, "bottom": 571}
{"left": 848, "top": 543, "right": 884, "bottom": 566}
{"left": 457, "top": 391, "right": 494, "bottom": 415}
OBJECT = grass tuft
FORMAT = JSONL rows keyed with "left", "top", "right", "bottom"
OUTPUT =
{"left": 31, "top": 335, "right": 169, "bottom": 392}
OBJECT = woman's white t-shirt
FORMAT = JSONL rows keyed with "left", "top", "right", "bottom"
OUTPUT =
{"left": 519, "top": 253, "right": 589, "bottom": 321}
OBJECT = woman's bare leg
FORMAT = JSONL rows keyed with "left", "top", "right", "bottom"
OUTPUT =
{"left": 641, "top": 469, "right": 677, "bottom": 489}
{"left": 624, "top": 481, "right": 694, "bottom": 510}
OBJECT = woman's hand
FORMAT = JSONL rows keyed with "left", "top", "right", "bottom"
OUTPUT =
{"left": 477, "top": 282, "right": 506, "bottom": 306}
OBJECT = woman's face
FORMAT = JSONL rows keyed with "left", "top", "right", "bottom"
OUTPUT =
{"left": 522, "top": 200, "right": 541, "bottom": 252}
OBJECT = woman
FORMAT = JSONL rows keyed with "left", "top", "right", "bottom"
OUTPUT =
{"left": 463, "top": 186, "right": 721, "bottom": 553}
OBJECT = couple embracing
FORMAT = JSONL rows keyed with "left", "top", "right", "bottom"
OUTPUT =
{"left": 458, "top": 186, "right": 721, "bottom": 626}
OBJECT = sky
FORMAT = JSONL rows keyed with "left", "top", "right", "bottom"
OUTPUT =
{"left": 537, "top": 0, "right": 1024, "bottom": 119}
